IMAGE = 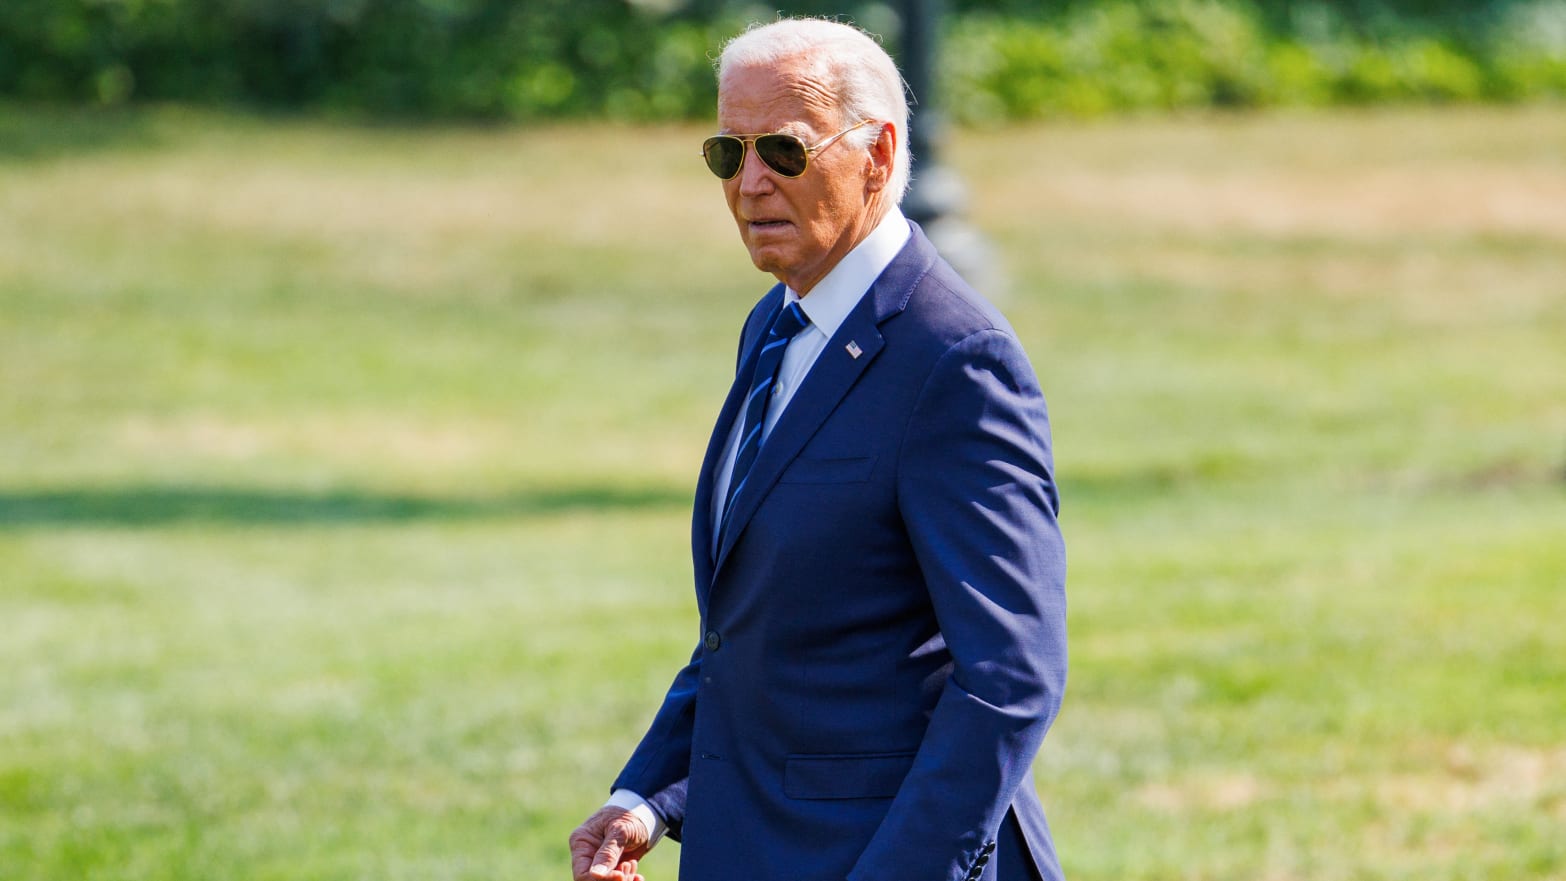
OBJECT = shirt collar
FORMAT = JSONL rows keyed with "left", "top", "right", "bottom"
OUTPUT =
{"left": 784, "top": 206, "right": 911, "bottom": 340}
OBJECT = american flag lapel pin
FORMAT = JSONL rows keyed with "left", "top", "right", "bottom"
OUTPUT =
{"left": 846, "top": 340, "right": 863, "bottom": 359}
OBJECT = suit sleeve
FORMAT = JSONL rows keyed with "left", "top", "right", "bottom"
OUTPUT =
{"left": 851, "top": 328, "right": 1068, "bottom": 881}
{"left": 607, "top": 286, "right": 784, "bottom": 838}
{"left": 610, "top": 641, "right": 701, "bottom": 839}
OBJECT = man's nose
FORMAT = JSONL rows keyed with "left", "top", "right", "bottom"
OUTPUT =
{"left": 736, "top": 145, "right": 775, "bottom": 196}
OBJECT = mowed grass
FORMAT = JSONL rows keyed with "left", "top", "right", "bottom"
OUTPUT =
{"left": 1, "top": 104, "right": 1563, "bottom": 880}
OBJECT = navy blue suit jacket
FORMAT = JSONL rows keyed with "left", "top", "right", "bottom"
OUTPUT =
{"left": 614, "top": 222, "right": 1068, "bottom": 881}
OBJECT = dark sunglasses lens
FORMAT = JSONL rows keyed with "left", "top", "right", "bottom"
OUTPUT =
{"left": 756, "top": 134, "right": 808, "bottom": 177}
{"left": 703, "top": 137, "right": 744, "bottom": 179}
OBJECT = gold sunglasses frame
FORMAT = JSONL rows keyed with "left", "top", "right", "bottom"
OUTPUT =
{"left": 702, "top": 119, "right": 878, "bottom": 181}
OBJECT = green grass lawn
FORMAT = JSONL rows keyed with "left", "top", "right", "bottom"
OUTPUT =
{"left": 2, "top": 103, "right": 1564, "bottom": 880}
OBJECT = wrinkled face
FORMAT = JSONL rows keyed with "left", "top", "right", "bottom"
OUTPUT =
{"left": 716, "top": 57, "right": 880, "bottom": 295}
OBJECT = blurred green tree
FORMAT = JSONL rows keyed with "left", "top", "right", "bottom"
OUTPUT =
{"left": 0, "top": 0, "right": 1561, "bottom": 118}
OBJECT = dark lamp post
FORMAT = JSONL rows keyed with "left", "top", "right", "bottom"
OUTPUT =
{"left": 896, "top": 0, "right": 998, "bottom": 293}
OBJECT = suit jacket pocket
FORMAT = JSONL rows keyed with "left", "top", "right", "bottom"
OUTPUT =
{"left": 778, "top": 455, "right": 877, "bottom": 484}
{"left": 783, "top": 751, "right": 916, "bottom": 800}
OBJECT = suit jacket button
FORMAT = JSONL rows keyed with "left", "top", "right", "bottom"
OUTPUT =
{"left": 704, "top": 630, "right": 722, "bottom": 651}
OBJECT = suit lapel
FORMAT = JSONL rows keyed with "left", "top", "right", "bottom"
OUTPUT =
{"left": 712, "top": 316, "right": 884, "bottom": 572}
{"left": 711, "top": 223, "right": 938, "bottom": 575}
{"left": 693, "top": 288, "right": 785, "bottom": 597}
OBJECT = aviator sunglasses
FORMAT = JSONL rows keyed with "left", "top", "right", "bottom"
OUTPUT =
{"left": 702, "top": 119, "right": 877, "bottom": 180}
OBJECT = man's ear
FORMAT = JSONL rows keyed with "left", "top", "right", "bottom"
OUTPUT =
{"left": 864, "top": 122, "right": 896, "bottom": 193}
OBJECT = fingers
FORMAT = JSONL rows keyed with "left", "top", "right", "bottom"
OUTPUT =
{"left": 568, "top": 822, "right": 604, "bottom": 880}
{"left": 588, "top": 835, "right": 624, "bottom": 879}
{"left": 568, "top": 807, "right": 654, "bottom": 881}
{"left": 603, "top": 855, "right": 645, "bottom": 881}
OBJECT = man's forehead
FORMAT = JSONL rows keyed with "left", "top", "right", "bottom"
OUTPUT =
{"left": 719, "top": 59, "right": 840, "bottom": 123}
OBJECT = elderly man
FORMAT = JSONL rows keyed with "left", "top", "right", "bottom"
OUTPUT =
{"left": 569, "top": 18, "right": 1067, "bottom": 881}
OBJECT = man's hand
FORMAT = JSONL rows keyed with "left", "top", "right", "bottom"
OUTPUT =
{"left": 569, "top": 806, "right": 652, "bottom": 881}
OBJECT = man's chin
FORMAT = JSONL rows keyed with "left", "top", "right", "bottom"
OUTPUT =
{"left": 744, "top": 244, "right": 793, "bottom": 277}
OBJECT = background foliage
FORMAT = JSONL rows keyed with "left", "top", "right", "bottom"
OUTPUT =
{"left": 2, "top": 0, "right": 1565, "bottom": 120}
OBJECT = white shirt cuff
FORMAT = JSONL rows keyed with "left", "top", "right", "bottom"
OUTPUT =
{"left": 605, "top": 789, "right": 668, "bottom": 846}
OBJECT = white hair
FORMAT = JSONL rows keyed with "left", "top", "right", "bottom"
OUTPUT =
{"left": 717, "top": 18, "right": 912, "bottom": 204}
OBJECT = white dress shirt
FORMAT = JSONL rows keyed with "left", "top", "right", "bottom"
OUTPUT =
{"left": 604, "top": 207, "right": 912, "bottom": 843}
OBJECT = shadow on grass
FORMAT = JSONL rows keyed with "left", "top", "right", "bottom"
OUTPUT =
{"left": 0, "top": 483, "right": 690, "bottom": 529}
{"left": 0, "top": 103, "right": 162, "bottom": 162}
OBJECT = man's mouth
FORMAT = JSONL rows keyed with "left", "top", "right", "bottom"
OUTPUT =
{"left": 748, "top": 218, "right": 792, "bottom": 233}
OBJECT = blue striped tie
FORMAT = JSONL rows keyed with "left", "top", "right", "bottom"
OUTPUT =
{"left": 721, "top": 301, "right": 811, "bottom": 540}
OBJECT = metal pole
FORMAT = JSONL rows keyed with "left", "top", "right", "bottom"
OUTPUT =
{"left": 895, "top": 0, "right": 998, "bottom": 292}
{"left": 900, "top": 0, "right": 947, "bottom": 224}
